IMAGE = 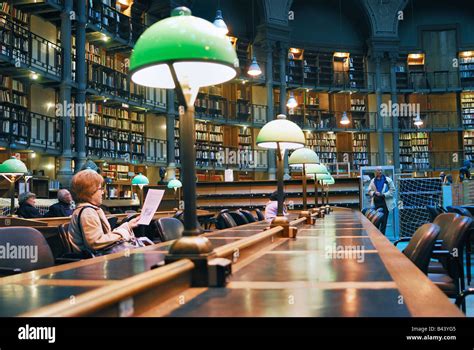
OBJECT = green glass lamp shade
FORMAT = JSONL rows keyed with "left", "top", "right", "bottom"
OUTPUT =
{"left": 167, "top": 178, "right": 183, "bottom": 189}
{"left": 130, "top": 7, "right": 238, "bottom": 89}
{"left": 132, "top": 173, "right": 149, "bottom": 186}
{"left": 305, "top": 163, "right": 328, "bottom": 175}
{"left": 256, "top": 114, "right": 305, "bottom": 150}
{"left": 316, "top": 172, "right": 332, "bottom": 181}
{"left": 322, "top": 176, "right": 335, "bottom": 185}
{"left": 288, "top": 148, "right": 319, "bottom": 166}
{"left": 0, "top": 157, "right": 28, "bottom": 174}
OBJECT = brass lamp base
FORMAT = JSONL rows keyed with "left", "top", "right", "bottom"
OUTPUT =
{"left": 271, "top": 215, "right": 297, "bottom": 238}
{"left": 298, "top": 210, "right": 313, "bottom": 224}
{"left": 165, "top": 236, "right": 215, "bottom": 287}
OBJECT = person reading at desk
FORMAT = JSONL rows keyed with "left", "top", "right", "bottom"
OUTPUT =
{"left": 68, "top": 169, "right": 143, "bottom": 256}
{"left": 16, "top": 192, "right": 42, "bottom": 219}
{"left": 44, "top": 189, "right": 75, "bottom": 217}
{"left": 264, "top": 190, "right": 288, "bottom": 220}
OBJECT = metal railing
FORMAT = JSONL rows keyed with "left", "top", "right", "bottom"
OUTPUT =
{"left": 0, "top": 14, "right": 61, "bottom": 77}
{"left": 145, "top": 138, "right": 167, "bottom": 164}
{"left": 0, "top": 106, "right": 60, "bottom": 151}
{"left": 87, "top": 2, "right": 147, "bottom": 44}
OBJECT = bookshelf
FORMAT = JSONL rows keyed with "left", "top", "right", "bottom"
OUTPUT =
{"left": 195, "top": 122, "right": 224, "bottom": 168}
{"left": 0, "top": 74, "right": 29, "bottom": 144}
{"left": 399, "top": 132, "right": 430, "bottom": 171}
{"left": 461, "top": 92, "right": 474, "bottom": 128}
{"left": 352, "top": 133, "right": 369, "bottom": 170}
{"left": 195, "top": 86, "right": 226, "bottom": 119}
{"left": 306, "top": 131, "right": 337, "bottom": 164}
{"left": 463, "top": 131, "right": 474, "bottom": 161}
{"left": 0, "top": 1, "right": 29, "bottom": 26}
{"left": 348, "top": 54, "right": 365, "bottom": 89}
{"left": 86, "top": 104, "right": 145, "bottom": 162}
{"left": 238, "top": 126, "right": 252, "bottom": 150}
{"left": 100, "top": 163, "right": 147, "bottom": 199}
{"left": 395, "top": 54, "right": 409, "bottom": 89}
{"left": 350, "top": 95, "right": 367, "bottom": 129}
{"left": 287, "top": 48, "right": 304, "bottom": 85}
{"left": 459, "top": 51, "right": 474, "bottom": 87}
{"left": 174, "top": 118, "right": 180, "bottom": 165}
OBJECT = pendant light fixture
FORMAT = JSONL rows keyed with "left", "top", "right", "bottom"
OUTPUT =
{"left": 213, "top": 0, "right": 228, "bottom": 35}
{"left": 340, "top": 111, "right": 350, "bottom": 125}
{"left": 287, "top": 92, "right": 298, "bottom": 109}
{"left": 247, "top": 0, "right": 262, "bottom": 77}
{"left": 414, "top": 114, "right": 423, "bottom": 127}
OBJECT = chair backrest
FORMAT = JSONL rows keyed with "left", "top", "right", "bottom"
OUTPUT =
{"left": 366, "top": 209, "right": 377, "bottom": 221}
{"left": 370, "top": 211, "right": 384, "bottom": 230}
{"left": 156, "top": 218, "right": 184, "bottom": 242}
{"left": 173, "top": 210, "right": 184, "bottom": 223}
{"left": 229, "top": 211, "right": 249, "bottom": 226}
{"left": 403, "top": 223, "right": 440, "bottom": 274}
{"left": 107, "top": 216, "right": 119, "bottom": 229}
{"left": 361, "top": 208, "right": 370, "bottom": 215}
{"left": 216, "top": 212, "right": 237, "bottom": 229}
{"left": 58, "top": 223, "right": 73, "bottom": 254}
{"left": 239, "top": 209, "right": 257, "bottom": 223}
{"left": 433, "top": 213, "right": 460, "bottom": 242}
{"left": 453, "top": 207, "right": 473, "bottom": 218}
{"left": 426, "top": 205, "right": 443, "bottom": 222}
{"left": 255, "top": 208, "right": 265, "bottom": 221}
{"left": 0, "top": 227, "right": 55, "bottom": 273}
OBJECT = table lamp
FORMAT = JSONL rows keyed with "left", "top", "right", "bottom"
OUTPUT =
{"left": 167, "top": 178, "right": 182, "bottom": 209}
{"left": 288, "top": 148, "right": 319, "bottom": 216}
{"left": 315, "top": 172, "right": 332, "bottom": 205}
{"left": 0, "top": 157, "right": 28, "bottom": 216}
{"left": 257, "top": 114, "right": 305, "bottom": 236}
{"left": 321, "top": 175, "right": 335, "bottom": 205}
{"left": 130, "top": 6, "right": 238, "bottom": 286}
{"left": 305, "top": 163, "right": 328, "bottom": 208}
{"left": 131, "top": 173, "right": 149, "bottom": 207}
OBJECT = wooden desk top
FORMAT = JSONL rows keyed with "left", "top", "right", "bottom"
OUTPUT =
{"left": 0, "top": 209, "right": 462, "bottom": 317}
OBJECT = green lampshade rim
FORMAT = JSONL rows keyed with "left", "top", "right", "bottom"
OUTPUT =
{"left": 130, "top": 59, "right": 239, "bottom": 80}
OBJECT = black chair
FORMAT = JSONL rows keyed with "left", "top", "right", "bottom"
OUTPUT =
{"left": 361, "top": 208, "right": 370, "bottom": 216}
{"left": 426, "top": 205, "right": 444, "bottom": 222}
{"left": 155, "top": 218, "right": 184, "bottom": 242}
{"left": 370, "top": 211, "right": 385, "bottom": 231}
{"left": 402, "top": 223, "right": 440, "bottom": 274}
{"left": 441, "top": 207, "right": 473, "bottom": 285}
{"left": 366, "top": 209, "right": 377, "bottom": 222}
{"left": 255, "top": 208, "right": 265, "bottom": 221}
{"left": 215, "top": 211, "right": 237, "bottom": 229}
{"left": 229, "top": 211, "right": 249, "bottom": 226}
{"left": 173, "top": 210, "right": 184, "bottom": 222}
{"left": 428, "top": 215, "right": 473, "bottom": 312}
{"left": 0, "top": 227, "right": 55, "bottom": 276}
{"left": 447, "top": 206, "right": 473, "bottom": 218}
{"left": 239, "top": 209, "right": 257, "bottom": 223}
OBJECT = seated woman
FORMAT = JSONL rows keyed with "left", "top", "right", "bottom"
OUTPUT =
{"left": 264, "top": 190, "right": 288, "bottom": 220}
{"left": 68, "top": 169, "right": 141, "bottom": 255}
{"left": 16, "top": 192, "right": 42, "bottom": 219}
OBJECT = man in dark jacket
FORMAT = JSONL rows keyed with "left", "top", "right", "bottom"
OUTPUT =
{"left": 44, "top": 189, "right": 74, "bottom": 217}
{"left": 16, "top": 192, "right": 42, "bottom": 218}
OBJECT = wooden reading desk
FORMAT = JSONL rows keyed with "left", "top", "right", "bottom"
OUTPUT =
{"left": 0, "top": 208, "right": 463, "bottom": 317}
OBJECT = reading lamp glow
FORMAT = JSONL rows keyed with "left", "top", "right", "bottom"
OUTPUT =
{"left": 0, "top": 157, "right": 28, "bottom": 216}
{"left": 168, "top": 178, "right": 183, "bottom": 209}
{"left": 257, "top": 114, "right": 305, "bottom": 235}
{"left": 130, "top": 7, "right": 238, "bottom": 267}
